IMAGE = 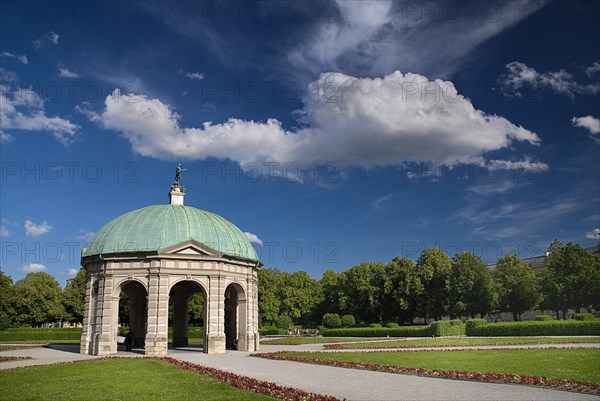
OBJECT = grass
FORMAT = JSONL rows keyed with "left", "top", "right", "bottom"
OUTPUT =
{"left": 0, "top": 358, "right": 275, "bottom": 401}
{"left": 332, "top": 336, "right": 600, "bottom": 349}
{"left": 261, "top": 337, "right": 381, "bottom": 345}
{"left": 280, "top": 348, "right": 600, "bottom": 383}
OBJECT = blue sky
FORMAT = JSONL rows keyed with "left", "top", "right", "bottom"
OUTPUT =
{"left": 1, "top": 0, "right": 599, "bottom": 285}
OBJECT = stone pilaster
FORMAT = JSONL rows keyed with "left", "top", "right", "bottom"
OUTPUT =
{"left": 145, "top": 272, "right": 169, "bottom": 356}
{"left": 172, "top": 290, "right": 189, "bottom": 347}
{"left": 205, "top": 275, "right": 225, "bottom": 353}
{"left": 79, "top": 272, "right": 94, "bottom": 354}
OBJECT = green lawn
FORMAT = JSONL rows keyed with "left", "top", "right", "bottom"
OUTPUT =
{"left": 0, "top": 358, "right": 275, "bottom": 401}
{"left": 333, "top": 337, "right": 600, "bottom": 349}
{"left": 281, "top": 348, "right": 600, "bottom": 383}
{"left": 261, "top": 337, "right": 381, "bottom": 345}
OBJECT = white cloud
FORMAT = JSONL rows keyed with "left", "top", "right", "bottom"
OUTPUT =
{"left": 0, "top": 83, "right": 78, "bottom": 145}
{"left": 58, "top": 67, "right": 80, "bottom": 78}
{"left": 572, "top": 116, "right": 600, "bottom": 134}
{"left": 585, "top": 61, "right": 600, "bottom": 78}
{"left": 287, "top": 0, "right": 547, "bottom": 80}
{"left": 183, "top": 71, "right": 204, "bottom": 80}
{"left": 499, "top": 61, "right": 600, "bottom": 99}
{"left": 487, "top": 158, "right": 549, "bottom": 173}
{"left": 33, "top": 30, "right": 59, "bottom": 49}
{"left": 22, "top": 263, "right": 47, "bottom": 272}
{"left": 1, "top": 52, "right": 28, "bottom": 65}
{"left": 0, "top": 225, "right": 9, "bottom": 237}
{"left": 0, "top": 67, "right": 18, "bottom": 82}
{"left": 86, "top": 71, "right": 540, "bottom": 169}
{"left": 371, "top": 194, "right": 393, "bottom": 210}
{"left": 24, "top": 220, "right": 53, "bottom": 237}
{"left": 0, "top": 130, "right": 15, "bottom": 144}
{"left": 76, "top": 229, "right": 96, "bottom": 242}
{"left": 586, "top": 228, "right": 600, "bottom": 240}
{"left": 244, "top": 232, "right": 263, "bottom": 246}
{"left": 68, "top": 268, "right": 79, "bottom": 276}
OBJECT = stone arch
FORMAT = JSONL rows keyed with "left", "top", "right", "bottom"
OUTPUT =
{"left": 224, "top": 282, "right": 247, "bottom": 351}
{"left": 117, "top": 280, "right": 148, "bottom": 351}
{"left": 169, "top": 280, "right": 207, "bottom": 349}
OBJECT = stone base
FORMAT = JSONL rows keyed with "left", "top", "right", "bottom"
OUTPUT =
{"left": 145, "top": 335, "right": 168, "bottom": 356}
{"left": 79, "top": 337, "right": 90, "bottom": 355}
{"left": 205, "top": 335, "right": 226, "bottom": 354}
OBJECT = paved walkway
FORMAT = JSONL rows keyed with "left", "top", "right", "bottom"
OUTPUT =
{"left": 1, "top": 343, "right": 599, "bottom": 400}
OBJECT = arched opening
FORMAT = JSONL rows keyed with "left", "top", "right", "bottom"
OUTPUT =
{"left": 224, "top": 283, "right": 247, "bottom": 351}
{"left": 118, "top": 281, "right": 148, "bottom": 351}
{"left": 169, "top": 281, "right": 206, "bottom": 349}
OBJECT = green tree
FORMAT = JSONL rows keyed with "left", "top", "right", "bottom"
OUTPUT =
{"left": 493, "top": 254, "right": 540, "bottom": 321}
{"left": 257, "top": 268, "right": 281, "bottom": 326}
{"left": 188, "top": 292, "right": 204, "bottom": 326}
{"left": 277, "top": 271, "right": 323, "bottom": 324}
{"left": 0, "top": 270, "right": 15, "bottom": 329}
{"left": 318, "top": 269, "right": 342, "bottom": 317}
{"left": 384, "top": 257, "right": 422, "bottom": 324}
{"left": 62, "top": 269, "right": 86, "bottom": 324}
{"left": 415, "top": 248, "right": 452, "bottom": 321}
{"left": 13, "top": 272, "right": 65, "bottom": 326}
{"left": 540, "top": 240, "right": 600, "bottom": 317}
{"left": 322, "top": 313, "right": 342, "bottom": 328}
{"left": 448, "top": 252, "right": 495, "bottom": 319}
{"left": 337, "top": 262, "right": 383, "bottom": 323}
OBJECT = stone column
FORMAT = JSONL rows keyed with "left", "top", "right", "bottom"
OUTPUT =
{"left": 128, "top": 284, "right": 147, "bottom": 348}
{"left": 79, "top": 272, "right": 94, "bottom": 354}
{"left": 94, "top": 275, "right": 115, "bottom": 356}
{"left": 145, "top": 271, "right": 169, "bottom": 356}
{"left": 205, "top": 275, "right": 225, "bottom": 354}
{"left": 172, "top": 290, "right": 189, "bottom": 347}
{"left": 247, "top": 272, "right": 260, "bottom": 351}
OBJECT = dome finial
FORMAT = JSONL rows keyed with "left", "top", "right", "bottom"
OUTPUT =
{"left": 169, "top": 163, "right": 186, "bottom": 205}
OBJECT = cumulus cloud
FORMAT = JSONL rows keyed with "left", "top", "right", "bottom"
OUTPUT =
{"left": 22, "top": 263, "right": 47, "bottom": 272}
{"left": 76, "top": 229, "right": 96, "bottom": 243}
{"left": 24, "top": 220, "right": 53, "bottom": 237}
{"left": 68, "top": 268, "right": 79, "bottom": 276}
{"left": 33, "top": 30, "right": 59, "bottom": 49}
{"left": 58, "top": 67, "right": 80, "bottom": 78}
{"left": 86, "top": 71, "right": 541, "bottom": 170}
{"left": 244, "top": 232, "right": 263, "bottom": 246}
{"left": 586, "top": 228, "right": 600, "bottom": 239}
{"left": 0, "top": 225, "right": 9, "bottom": 237}
{"left": 499, "top": 61, "right": 600, "bottom": 99}
{"left": 1, "top": 52, "right": 28, "bottom": 65}
{"left": 0, "top": 83, "right": 78, "bottom": 145}
{"left": 183, "top": 71, "right": 204, "bottom": 80}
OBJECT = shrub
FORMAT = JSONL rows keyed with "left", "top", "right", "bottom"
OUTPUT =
{"left": 573, "top": 313, "right": 596, "bottom": 321}
{"left": 322, "top": 313, "right": 342, "bottom": 328}
{"left": 429, "top": 320, "right": 466, "bottom": 336}
{"left": 274, "top": 315, "right": 292, "bottom": 329}
{"left": 465, "top": 319, "right": 488, "bottom": 336}
{"left": 0, "top": 327, "right": 82, "bottom": 342}
{"left": 466, "top": 320, "right": 600, "bottom": 336}
{"left": 385, "top": 322, "right": 399, "bottom": 328}
{"left": 341, "top": 315, "right": 355, "bottom": 327}
{"left": 369, "top": 323, "right": 382, "bottom": 328}
{"left": 448, "top": 319, "right": 463, "bottom": 326}
{"left": 534, "top": 314, "right": 554, "bottom": 321}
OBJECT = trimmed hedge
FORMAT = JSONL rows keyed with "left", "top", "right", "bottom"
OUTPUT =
{"left": 324, "top": 321, "right": 465, "bottom": 337}
{"left": 259, "top": 326, "right": 286, "bottom": 336}
{"left": 0, "top": 328, "right": 82, "bottom": 342}
{"left": 465, "top": 319, "right": 488, "bottom": 336}
{"left": 466, "top": 320, "right": 600, "bottom": 336}
{"left": 385, "top": 323, "right": 399, "bottom": 328}
{"left": 573, "top": 313, "right": 597, "bottom": 321}
{"left": 534, "top": 315, "right": 554, "bottom": 321}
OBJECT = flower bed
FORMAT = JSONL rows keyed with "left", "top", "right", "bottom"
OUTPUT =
{"left": 253, "top": 350, "right": 600, "bottom": 395}
{"left": 0, "top": 356, "right": 32, "bottom": 362}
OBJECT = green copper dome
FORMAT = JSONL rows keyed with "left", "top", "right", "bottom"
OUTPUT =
{"left": 83, "top": 205, "right": 258, "bottom": 261}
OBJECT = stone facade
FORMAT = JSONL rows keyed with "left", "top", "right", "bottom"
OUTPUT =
{"left": 80, "top": 241, "right": 260, "bottom": 357}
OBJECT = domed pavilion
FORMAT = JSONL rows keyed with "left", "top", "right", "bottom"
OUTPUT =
{"left": 79, "top": 167, "right": 261, "bottom": 356}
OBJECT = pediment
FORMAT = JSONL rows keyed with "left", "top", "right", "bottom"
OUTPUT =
{"left": 158, "top": 239, "right": 222, "bottom": 257}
